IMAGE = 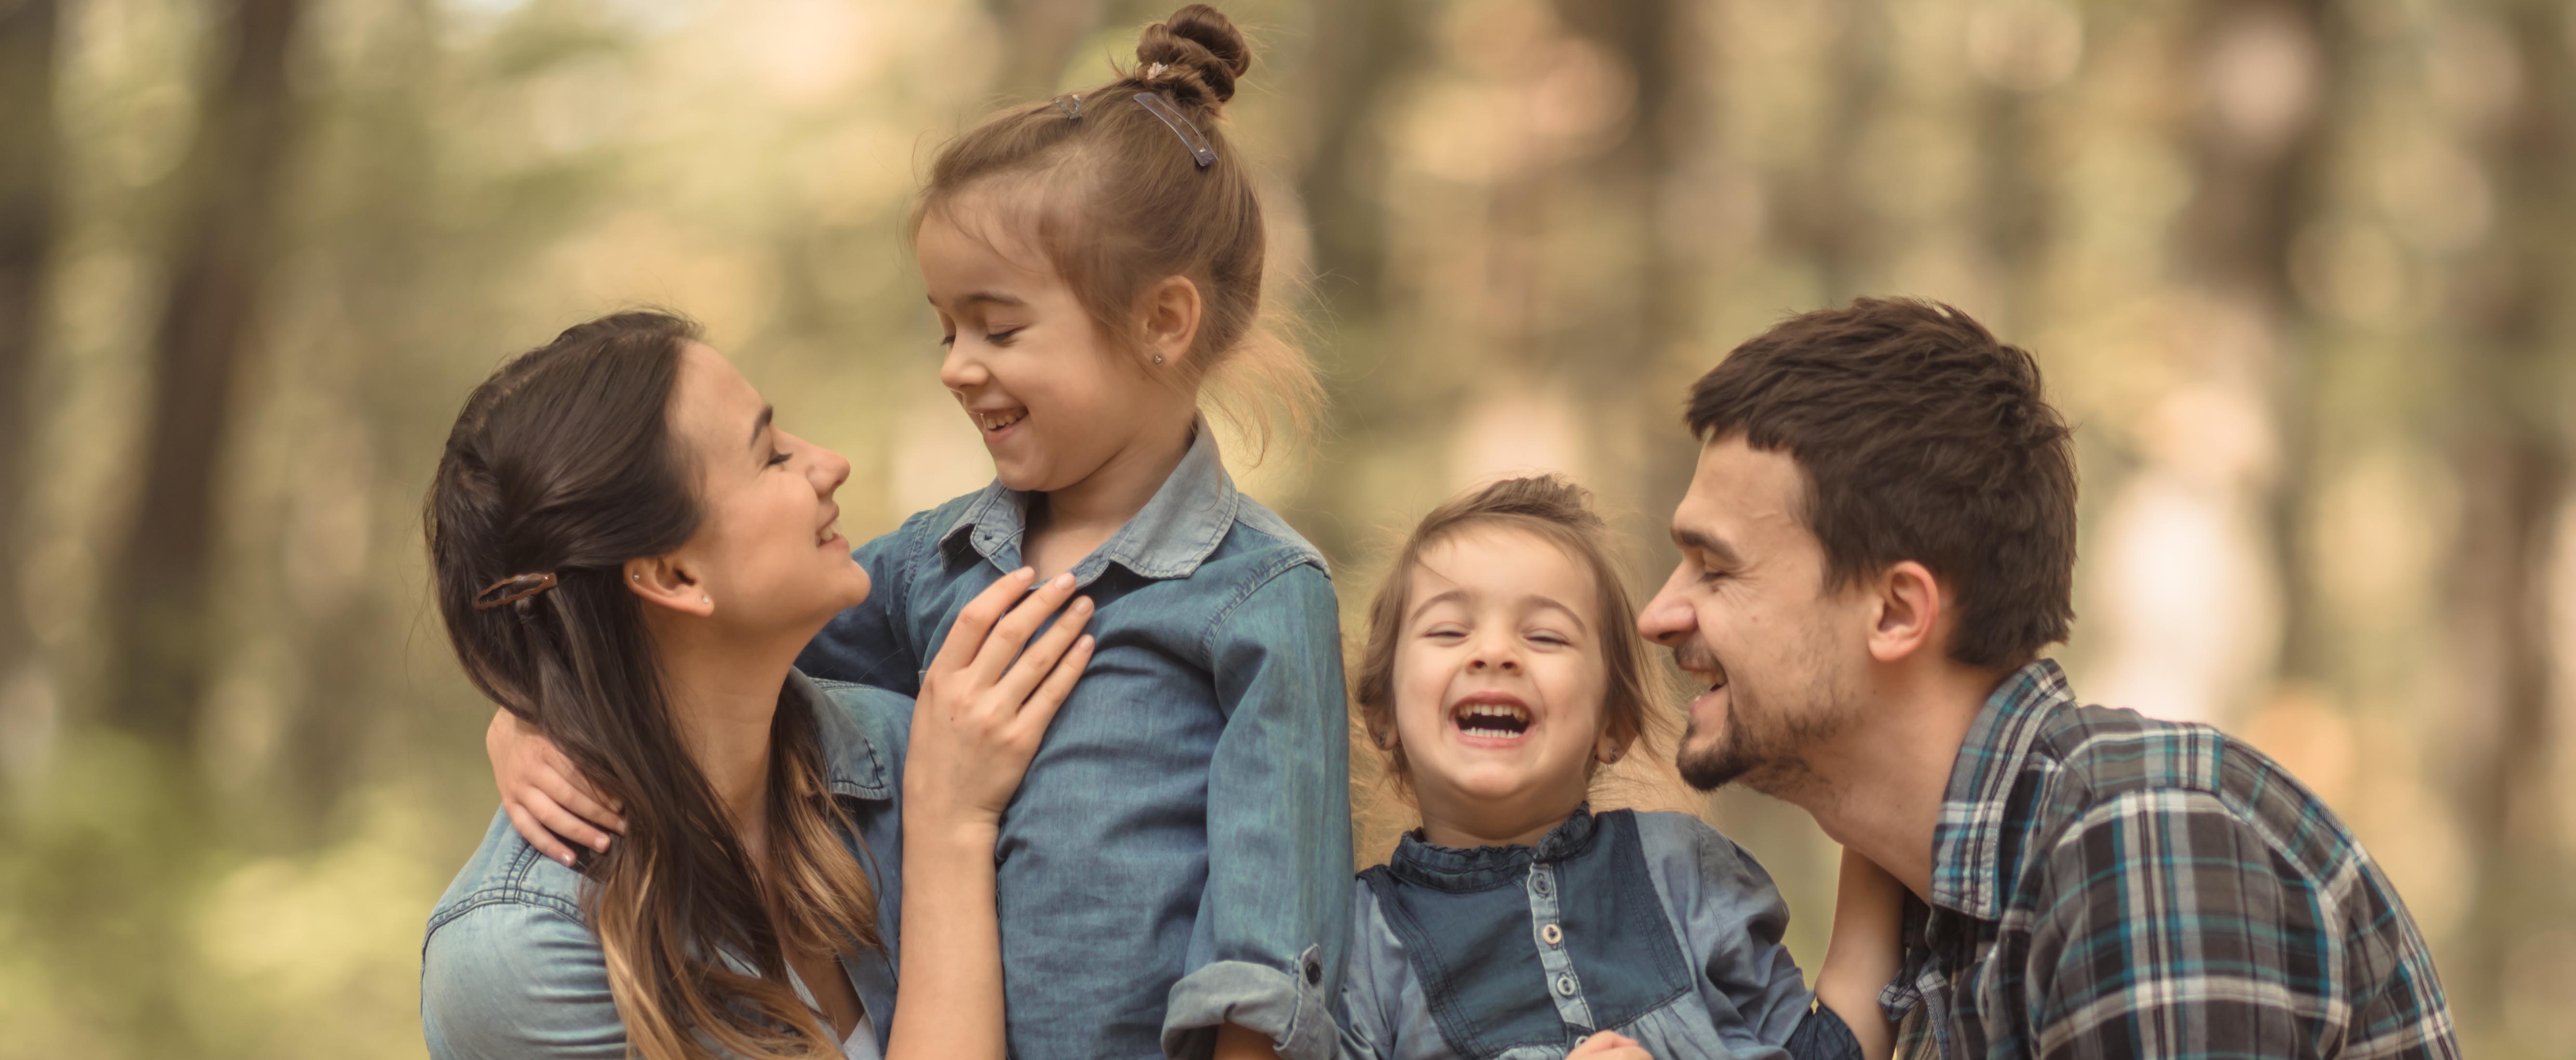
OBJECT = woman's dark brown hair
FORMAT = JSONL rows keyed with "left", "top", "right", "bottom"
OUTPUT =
{"left": 1351, "top": 475, "right": 1678, "bottom": 795}
{"left": 425, "top": 312, "right": 877, "bottom": 1060}
{"left": 912, "top": 3, "right": 1320, "bottom": 458}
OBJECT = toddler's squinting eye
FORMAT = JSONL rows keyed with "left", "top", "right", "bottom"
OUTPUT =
{"left": 987, "top": 328, "right": 1022, "bottom": 345}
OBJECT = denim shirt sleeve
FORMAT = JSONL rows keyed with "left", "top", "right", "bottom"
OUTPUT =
{"left": 797, "top": 514, "right": 927, "bottom": 694}
{"left": 1160, "top": 560, "right": 1354, "bottom": 1060}
{"left": 1649, "top": 813, "right": 1815, "bottom": 1052}
{"left": 421, "top": 899, "right": 626, "bottom": 1060}
{"left": 1334, "top": 879, "right": 1412, "bottom": 1060}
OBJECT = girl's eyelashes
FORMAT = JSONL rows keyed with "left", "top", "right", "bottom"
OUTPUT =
{"left": 986, "top": 327, "right": 1022, "bottom": 345}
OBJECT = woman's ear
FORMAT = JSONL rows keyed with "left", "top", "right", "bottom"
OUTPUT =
{"left": 624, "top": 556, "right": 713, "bottom": 618}
{"left": 1138, "top": 275, "right": 1203, "bottom": 368}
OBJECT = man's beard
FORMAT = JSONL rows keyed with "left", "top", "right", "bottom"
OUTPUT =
{"left": 1673, "top": 635, "right": 1853, "bottom": 798}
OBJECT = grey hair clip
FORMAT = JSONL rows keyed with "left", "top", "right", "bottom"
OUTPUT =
{"left": 1053, "top": 93, "right": 1083, "bottom": 120}
{"left": 1133, "top": 92, "right": 1216, "bottom": 168}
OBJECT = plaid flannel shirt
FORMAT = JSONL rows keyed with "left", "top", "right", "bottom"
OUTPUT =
{"left": 1884, "top": 660, "right": 2459, "bottom": 1060}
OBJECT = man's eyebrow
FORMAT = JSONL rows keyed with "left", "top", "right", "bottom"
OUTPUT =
{"left": 749, "top": 405, "right": 774, "bottom": 449}
{"left": 1672, "top": 527, "right": 1742, "bottom": 568}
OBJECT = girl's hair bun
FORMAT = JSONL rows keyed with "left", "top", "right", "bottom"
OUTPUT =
{"left": 1135, "top": 4, "right": 1252, "bottom": 106}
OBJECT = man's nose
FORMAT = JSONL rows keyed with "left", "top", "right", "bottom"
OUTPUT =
{"left": 1638, "top": 573, "right": 1695, "bottom": 646}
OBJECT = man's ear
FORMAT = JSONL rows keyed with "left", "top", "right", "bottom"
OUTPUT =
{"left": 624, "top": 556, "right": 713, "bottom": 618}
{"left": 1138, "top": 275, "right": 1203, "bottom": 368}
{"left": 1868, "top": 560, "right": 1944, "bottom": 664}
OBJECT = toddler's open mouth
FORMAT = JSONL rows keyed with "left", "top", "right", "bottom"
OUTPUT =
{"left": 1449, "top": 694, "right": 1532, "bottom": 741}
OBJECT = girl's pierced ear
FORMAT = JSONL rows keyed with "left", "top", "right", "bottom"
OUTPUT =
{"left": 1152, "top": 353, "right": 1165, "bottom": 365}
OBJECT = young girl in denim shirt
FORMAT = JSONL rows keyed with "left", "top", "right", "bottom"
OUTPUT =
{"left": 489, "top": 8, "right": 1351, "bottom": 1059}
{"left": 1339, "top": 476, "right": 1902, "bottom": 1060}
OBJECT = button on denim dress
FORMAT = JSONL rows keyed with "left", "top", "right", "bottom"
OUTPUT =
{"left": 1338, "top": 806, "right": 1863, "bottom": 1060}
{"left": 420, "top": 675, "right": 911, "bottom": 1060}
{"left": 797, "top": 424, "right": 1354, "bottom": 1060}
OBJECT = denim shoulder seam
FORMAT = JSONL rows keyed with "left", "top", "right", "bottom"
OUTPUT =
{"left": 1193, "top": 552, "right": 1328, "bottom": 661}
{"left": 425, "top": 885, "right": 586, "bottom": 937}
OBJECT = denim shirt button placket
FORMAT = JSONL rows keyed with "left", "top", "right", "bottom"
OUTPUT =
{"left": 1526, "top": 863, "right": 1596, "bottom": 1032}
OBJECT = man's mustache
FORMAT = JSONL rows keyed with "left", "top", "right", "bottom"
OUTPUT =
{"left": 1671, "top": 638, "right": 1728, "bottom": 688}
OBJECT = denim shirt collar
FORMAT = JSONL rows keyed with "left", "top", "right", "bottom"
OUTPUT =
{"left": 1382, "top": 803, "right": 1601, "bottom": 892}
{"left": 1928, "top": 658, "right": 2074, "bottom": 921}
{"left": 793, "top": 668, "right": 894, "bottom": 802}
{"left": 937, "top": 417, "right": 1240, "bottom": 584}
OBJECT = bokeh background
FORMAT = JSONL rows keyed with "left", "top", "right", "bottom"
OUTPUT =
{"left": 1, "top": 0, "right": 2571, "bottom": 1056}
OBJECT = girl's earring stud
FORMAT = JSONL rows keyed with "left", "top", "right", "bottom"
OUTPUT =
{"left": 1152, "top": 353, "right": 1165, "bottom": 365}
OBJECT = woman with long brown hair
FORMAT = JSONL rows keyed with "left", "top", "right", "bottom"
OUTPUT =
{"left": 419, "top": 311, "right": 1083, "bottom": 1059}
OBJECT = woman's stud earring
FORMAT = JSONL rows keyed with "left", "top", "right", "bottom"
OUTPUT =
{"left": 701, "top": 595, "right": 712, "bottom": 605}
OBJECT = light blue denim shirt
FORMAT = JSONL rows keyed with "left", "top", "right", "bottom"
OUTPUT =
{"left": 420, "top": 674, "right": 911, "bottom": 1060}
{"left": 796, "top": 423, "right": 1353, "bottom": 1060}
{"left": 1339, "top": 806, "right": 1859, "bottom": 1060}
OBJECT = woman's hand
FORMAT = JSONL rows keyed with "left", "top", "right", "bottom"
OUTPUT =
{"left": 904, "top": 568, "right": 1095, "bottom": 839}
{"left": 1566, "top": 1031, "right": 1653, "bottom": 1059}
{"left": 487, "top": 708, "right": 625, "bottom": 866}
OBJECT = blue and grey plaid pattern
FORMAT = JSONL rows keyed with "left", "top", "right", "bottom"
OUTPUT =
{"left": 1882, "top": 660, "right": 2459, "bottom": 1060}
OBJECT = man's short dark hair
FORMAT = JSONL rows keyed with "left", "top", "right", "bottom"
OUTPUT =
{"left": 1687, "top": 298, "right": 2077, "bottom": 669}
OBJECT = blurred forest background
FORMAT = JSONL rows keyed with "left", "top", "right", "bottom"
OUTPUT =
{"left": 0, "top": 0, "right": 2572, "bottom": 1056}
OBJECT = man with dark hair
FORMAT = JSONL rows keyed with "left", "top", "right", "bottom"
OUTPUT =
{"left": 1641, "top": 298, "right": 2458, "bottom": 1059}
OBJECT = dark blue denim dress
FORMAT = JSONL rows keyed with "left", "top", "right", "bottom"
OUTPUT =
{"left": 1338, "top": 806, "right": 1862, "bottom": 1060}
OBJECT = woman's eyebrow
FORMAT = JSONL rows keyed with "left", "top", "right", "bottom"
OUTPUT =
{"left": 748, "top": 405, "right": 774, "bottom": 449}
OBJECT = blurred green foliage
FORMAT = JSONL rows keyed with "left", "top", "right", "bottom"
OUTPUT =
{"left": 1, "top": 0, "right": 2572, "bottom": 1057}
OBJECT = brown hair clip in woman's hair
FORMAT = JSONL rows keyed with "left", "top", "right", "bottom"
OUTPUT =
{"left": 471, "top": 572, "right": 559, "bottom": 611}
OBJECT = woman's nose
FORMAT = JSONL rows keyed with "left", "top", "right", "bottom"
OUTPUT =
{"left": 811, "top": 443, "right": 852, "bottom": 494}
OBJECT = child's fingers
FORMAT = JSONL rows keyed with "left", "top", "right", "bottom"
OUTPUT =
{"left": 931, "top": 567, "right": 1036, "bottom": 674}
{"left": 969, "top": 573, "right": 1077, "bottom": 686}
{"left": 1009, "top": 635, "right": 1093, "bottom": 744}
{"left": 503, "top": 800, "right": 582, "bottom": 867}
{"left": 534, "top": 765, "right": 625, "bottom": 838}
{"left": 993, "top": 596, "right": 1092, "bottom": 707}
{"left": 526, "top": 788, "right": 618, "bottom": 854}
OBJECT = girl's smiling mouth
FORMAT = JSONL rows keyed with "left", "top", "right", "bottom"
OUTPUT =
{"left": 973, "top": 406, "right": 1028, "bottom": 433}
{"left": 1449, "top": 690, "right": 1534, "bottom": 746}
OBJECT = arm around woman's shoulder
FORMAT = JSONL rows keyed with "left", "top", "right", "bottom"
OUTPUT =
{"left": 422, "top": 897, "right": 628, "bottom": 1060}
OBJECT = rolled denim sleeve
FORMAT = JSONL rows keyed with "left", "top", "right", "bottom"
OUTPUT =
{"left": 1161, "top": 560, "right": 1354, "bottom": 1060}
{"left": 1653, "top": 814, "right": 1815, "bottom": 1053}
{"left": 421, "top": 900, "right": 626, "bottom": 1060}
{"left": 797, "top": 515, "right": 927, "bottom": 693}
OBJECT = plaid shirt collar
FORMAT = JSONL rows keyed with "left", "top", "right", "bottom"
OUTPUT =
{"left": 1927, "top": 658, "right": 2075, "bottom": 922}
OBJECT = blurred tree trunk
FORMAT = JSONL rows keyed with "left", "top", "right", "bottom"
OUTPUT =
{"left": 984, "top": 0, "right": 1103, "bottom": 103}
{"left": 0, "top": 0, "right": 60, "bottom": 684}
{"left": 2175, "top": 0, "right": 2336, "bottom": 687}
{"left": 1297, "top": 0, "right": 1408, "bottom": 324}
{"left": 2448, "top": 0, "right": 2569, "bottom": 1029}
{"left": 103, "top": 0, "right": 306, "bottom": 743}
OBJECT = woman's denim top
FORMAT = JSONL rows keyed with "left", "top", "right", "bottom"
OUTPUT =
{"left": 795, "top": 423, "right": 1354, "bottom": 1060}
{"left": 420, "top": 674, "right": 911, "bottom": 1060}
{"left": 1338, "top": 806, "right": 1862, "bottom": 1060}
